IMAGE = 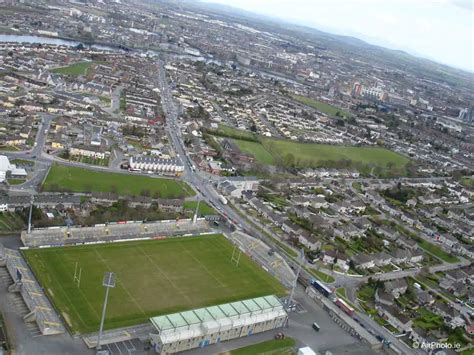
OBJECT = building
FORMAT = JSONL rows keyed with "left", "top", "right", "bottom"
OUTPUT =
{"left": 149, "top": 295, "right": 288, "bottom": 354}
{"left": 351, "top": 82, "right": 362, "bottom": 97}
{"left": 361, "top": 86, "right": 385, "bottom": 101}
{"left": 129, "top": 156, "right": 184, "bottom": 176}
{"left": 69, "top": 145, "right": 110, "bottom": 160}
{"left": 0, "top": 155, "right": 27, "bottom": 182}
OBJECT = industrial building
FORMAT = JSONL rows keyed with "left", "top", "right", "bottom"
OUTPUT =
{"left": 149, "top": 295, "right": 288, "bottom": 354}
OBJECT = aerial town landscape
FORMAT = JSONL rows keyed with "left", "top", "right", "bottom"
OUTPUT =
{"left": 0, "top": 0, "right": 472, "bottom": 355}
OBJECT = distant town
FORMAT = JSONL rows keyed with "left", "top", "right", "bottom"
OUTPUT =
{"left": 0, "top": 1, "right": 472, "bottom": 355}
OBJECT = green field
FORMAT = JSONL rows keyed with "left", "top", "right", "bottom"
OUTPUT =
{"left": 217, "top": 124, "right": 257, "bottom": 140}
{"left": 460, "top": 177, "right": 474, "bottom": 188}
{"left": 229, "top": 338, "right": 296, "bottom": 355}
{"left": 233, "top": 139, "right": 275, "bottom": 165}
{"left": 23, "top": 235, "right": 286, "bottom": 334}
{"left": 183, "top": 201, "right": 216, "bottom": 215}
{"left": 51, "top": 61, "right": 95, "bottom": 76}
{"left": 264, "top": 139, "right": 408, "bottom": 168}
{"left": 230, "top": 136, "right": 409, "bottom": 175}
{"left": 42, "top": 164, "right": 195, "bottom": 198}
{"left": 291, "top": 94, "right": 350, "bottom": 118}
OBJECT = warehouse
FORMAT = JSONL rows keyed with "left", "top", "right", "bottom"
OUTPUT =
{"left": 149, "top": 295, "right": 288, "bottom": 354}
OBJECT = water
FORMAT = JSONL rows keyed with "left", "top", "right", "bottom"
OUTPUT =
{"left": 0, "top": 34, "right": 116, "bottom": 51}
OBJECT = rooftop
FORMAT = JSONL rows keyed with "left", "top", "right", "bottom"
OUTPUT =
{"left": 150, "top": 294, "right": 283, "bottom": 331}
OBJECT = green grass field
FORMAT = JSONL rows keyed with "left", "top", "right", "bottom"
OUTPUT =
{"left": 263, "top": 139, "right": 408, "bottom": 168}
{"left": 183, "top": 201, "right": 216, "bottom": 215}
{"left": 51, "top": 61, "right": 95, "bottom": 76}
{"left": 291, "top": 94, "right": 350, "bottom": 118}
{"left": 230, "top": 137, "right": 409, "bottom": 175}
{"left": 42, "top": 164, "right": 195, "bottom": 198}
{"left": 229, "top": 337, "right": 296, "bottom": 355}
{"left": 460, "top": 177, "right": 474, "bottom": 188}
{"left": 233, "top": 139, "right": 275, "bottom": 165}
{"left": 23, "top": 235, "right": 286, "bottom": 334}
{"left": 217, "top": 125, "right": 257, "bottom": 140}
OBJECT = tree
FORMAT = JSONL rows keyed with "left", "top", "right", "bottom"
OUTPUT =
{"left": 335, "top": 118, "right": 345, "bottom": 127}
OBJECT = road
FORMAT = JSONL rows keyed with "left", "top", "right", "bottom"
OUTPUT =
{"left": 156, "top": 58, "right": 247, "bottom": 231}
{"left": 156, "top": 57, "right": 392, "bottom": 354}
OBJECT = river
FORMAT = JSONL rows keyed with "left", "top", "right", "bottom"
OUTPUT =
{"left": 0, "top": 34, "right": 117, "bottom": 51}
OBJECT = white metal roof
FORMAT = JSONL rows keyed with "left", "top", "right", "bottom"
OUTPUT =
{"left": 150, "top": 295, "right": 286, "bottom": 344}
{"left": 0, "top": 155, "right": 11, "bottom": 173}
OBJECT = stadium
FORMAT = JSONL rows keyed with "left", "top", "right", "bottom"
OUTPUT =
{"left": 2, "top": 218, "right": 293, "bottom": 353}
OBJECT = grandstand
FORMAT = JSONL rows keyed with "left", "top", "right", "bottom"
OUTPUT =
{"left": 3, "top": 248, "right": 65, "bottom": 335}
{"left": 149, "top": 295, "right": 288, "bottom": 354}
{"left": 21, "top": 218, "right": 210, "bottom": 247}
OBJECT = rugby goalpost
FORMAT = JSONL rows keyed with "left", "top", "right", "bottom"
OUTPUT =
{"left": 73, "top": 262, "right": 82, "bottom": 288}
{"left": 231, "top": 245, "right": 242, "bottom": 267}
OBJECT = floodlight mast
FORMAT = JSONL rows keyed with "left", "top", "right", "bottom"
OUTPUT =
{"left": 192, "top": 199, "right": 201, "bottom": 224}
{"left": 27, "top": 195, "right": 34, "bottom": 234}
{"left": 96, "top": 272, "right": 116, "bottom": 350}
{"left": 288, "top": 248, "right": 305, "bottom": 308}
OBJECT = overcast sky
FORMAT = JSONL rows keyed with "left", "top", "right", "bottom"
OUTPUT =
{"left": 203, "top": 0, "right": 474, "bottom": 72}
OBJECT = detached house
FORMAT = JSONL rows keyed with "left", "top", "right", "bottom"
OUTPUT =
{"left": 351, "top": 253, "right": 375, "bottom": 270}
{"left": 389, "top": 248, "right": 412, "bottom": 264}
{"left": 322, "top": 250, "right": 350, "bottom": 272}
{"left": 374, "top": 252, "right": 392, "bottom": 267}
{"left": 334, "top": 224, "right": 363, "bottom": 241}
{"left": 384, "top": 279, "right": 408, "bottom": 298}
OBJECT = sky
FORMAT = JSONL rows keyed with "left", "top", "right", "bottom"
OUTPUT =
{"left": 203, "top": 0, "right": 474, "bottom": 72}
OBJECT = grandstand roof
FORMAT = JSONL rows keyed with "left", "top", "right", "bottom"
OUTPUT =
{"left": 150, "top": 295, "right": 284, "bottom": 333}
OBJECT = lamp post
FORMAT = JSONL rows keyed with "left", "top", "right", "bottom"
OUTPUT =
{"left": 96, "top": 272, "right": 116, "bottom": 350}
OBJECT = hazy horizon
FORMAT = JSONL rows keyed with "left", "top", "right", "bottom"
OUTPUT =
{"left": 203, "top": 0, "right": 474, "bottom": 73}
